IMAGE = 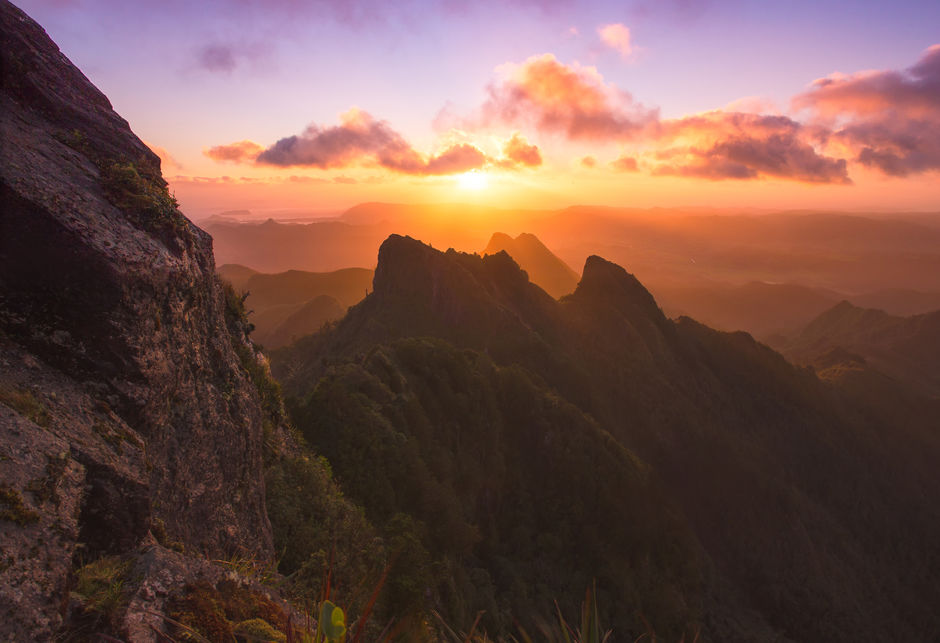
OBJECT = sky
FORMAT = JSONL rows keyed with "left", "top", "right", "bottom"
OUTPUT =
{"left": 16, "top": 0, "right": 940, "bottom": 219}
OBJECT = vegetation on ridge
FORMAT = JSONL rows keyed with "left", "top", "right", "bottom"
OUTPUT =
{"left": 266, "top": 235, "right": 940, "bottom": 642}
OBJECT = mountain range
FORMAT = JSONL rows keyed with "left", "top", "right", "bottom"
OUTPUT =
{"left": 772, "top": 300, "right": 940, "bottom": 398}
{"left": 207, "top": 209, "right": 940, "bottom": 339}
{"left": 272, "top": 235, "right": 940, "bottom": 641}
{"left": 217, "top": 264, "right": 373, "bottom": 348}
{"left": 481, "top": 232, "right": 580, "bottom": 299}
{"left": 4, "top": 3, "right": 940, "bottom": 641}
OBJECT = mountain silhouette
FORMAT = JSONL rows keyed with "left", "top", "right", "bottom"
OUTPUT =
{"left": 7, "top": 2, "right": 940, "bottom": 639}
{"left": 253, "top": 294, "right": 346, "bottom": 349}
{"left": 217, "top": 265, "right": 373, "bottom": 348}
{"left": 481, "top": 232, "right": 579, "bottom": 298}
{"left": 217, "top": 262, "right": 259, "bottom": 290}
{"left": 775, "top": 300, "right": 940, "bottom": 397}
{"left": 657, "top": 281, "right": 841, "bottom": 338}
{"left": 273, "top": 234, "right": 940, "bottom": 642}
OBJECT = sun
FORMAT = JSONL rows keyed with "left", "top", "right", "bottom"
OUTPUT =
{"left": 456, "top": 170, "right": 489, "bottom": 190}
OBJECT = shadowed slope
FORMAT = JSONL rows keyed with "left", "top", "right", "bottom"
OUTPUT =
{"left": 273, "top": 233, "right": 940, "bottom": 642}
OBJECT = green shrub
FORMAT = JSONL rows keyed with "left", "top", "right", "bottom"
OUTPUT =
{"left": 100, "top": 160, "right": 183, "bottom": 232}
{"left": 72, "top": 556, "right": 132, "bottom": 619}
{"left": 0, "top": 385, "right": 50, "bottom": 427}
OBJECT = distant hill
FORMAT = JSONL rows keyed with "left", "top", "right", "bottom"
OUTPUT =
{"left": 773, "top": 301, "right": 940, "bottom": 397}
{"left": 257, "top": 295, "right": 346, "bottom": 350}
{"left": 207, "top": 209, "right": 940, "bottom": 312}
{"left": 849, "top": 288, "right": 940, "bottom": 316}
{"left": 242, "top": 267, "right": 373, "bottom": 309}
{"left": 530, "top": 209, "right": 940, "bottom": 295}
{"left": 217, "top": 263, "right": 259, "bottom": 290}
{"left": 205, "top": 218, "right": 389, "bottom": 273}
{"left": 218, "top": 266, "right": 374, "bottom": 348}
{"left": 272, "top": 234, "right": 940, "bottom": 642}
{"left": 657, "top": 281, "right": 841, "bottom": 338}
{"left": 481, "top": 232, "right": 579, "bottom": 299}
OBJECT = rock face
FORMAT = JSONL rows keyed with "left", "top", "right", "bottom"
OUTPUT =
{"left": 1, "top": 2, "right": 273, "bottom": 639}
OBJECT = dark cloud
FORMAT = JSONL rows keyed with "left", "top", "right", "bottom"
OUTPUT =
{"left": 836, "top": 119, "right": 940, "bottom": 177}
{"left": 197, "top": 44, "right": 237, "bottom": 72}
{"left": 257, "top": 110, "right": 403, "bottom": 167}
{"left": 794, "top": 44, "right": 940, "bottom": 176}
{"left": 795, "top": 45, "right": 940, "bottom": 119}
{"left": 232, "top": 109, "right": 486, "bottom": 175}
{"left": 193, "top": 40, "right": 271, "bottom": 73}
{"left": 480, "top": 54, "right": 657, "bottom": 140}
{"left": 652, "top": 112, "right": 850, "bottom": 184}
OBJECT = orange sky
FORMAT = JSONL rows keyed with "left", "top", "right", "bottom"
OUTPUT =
{"left": 162, "top": 45, "right": 940, "bottom": 219}
{"left": 22, "top": 0, "right": 940, "bottom": 220}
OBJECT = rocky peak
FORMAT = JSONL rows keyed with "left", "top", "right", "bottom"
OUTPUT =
{"left": 1, "top": 2, "right": 154, "bottom": 167}
{"left": 482, "top": 231, "right": 515, "bottom": 254}
{"left": 481, "top": 231, "right": 579, "bottom": 299}
{"left": 372, "top": 234, "right": 540, "bottom": 312}
{"left": 572, "top": 255, "right": 666, "bottom": 325}
{"left": 372, "top": 234, "right": 442, "bottom": 297}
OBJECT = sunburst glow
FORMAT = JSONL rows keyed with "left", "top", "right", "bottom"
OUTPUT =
{"left": 456, "top": 170, "right": 489, "bottom": 191}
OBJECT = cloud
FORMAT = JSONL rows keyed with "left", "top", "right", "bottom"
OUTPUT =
{"left": 385, "top": 143, "right": 488, "bottom": 176}
{"left": 205, "top": 140, "right": 265, "bottom": 163}
{"left": 598, "top": 23, "right": 633, "bottom": 58}
{"left": 257, "top": 109, "right": 406, "bottom": 167}
{"left": 580, "top": 155, "right": 597, "bottom": 168}
{"left": 632, "top": 0, "right": 713, "bottom": 22}
{"left": 166, "top": 175, "right": 249, "bottom": 185}
{"left": 167, "top": 174, "right": 383, "bottom": 186}
{"left": 834, "top": 119, "right": 940, "bottom": 176}
{"left": 502, "top": 133, "right": 543, "bottom": 168}
{"left": 652, "top": 112, "right": 850, "bottom": 184}
{"left": 218, "top": 109, "right": 487, "bottom": 176}
{"left": 193, "top": 41, "right": 271, "bottom": 74}
{"left": 288, "top": 175, "right": 330, "bottom": 184}
{"left": 479, "top": 54, "right": 657, "bottom": 140}
{"left": 611, "top": 156, "right": 639, "bottom": 172}
{"left": 197, "top": 45, "right": 237, "bottom": 72}
{"left": 793, "top": 44, "right": 940, "bottom": 176}
{"left": 794, "top": 45, "right": 940, "bottom": 119}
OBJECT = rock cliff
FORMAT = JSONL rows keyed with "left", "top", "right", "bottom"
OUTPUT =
{"left": 1, "top": 2, "right": 277, "bottom": 639}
